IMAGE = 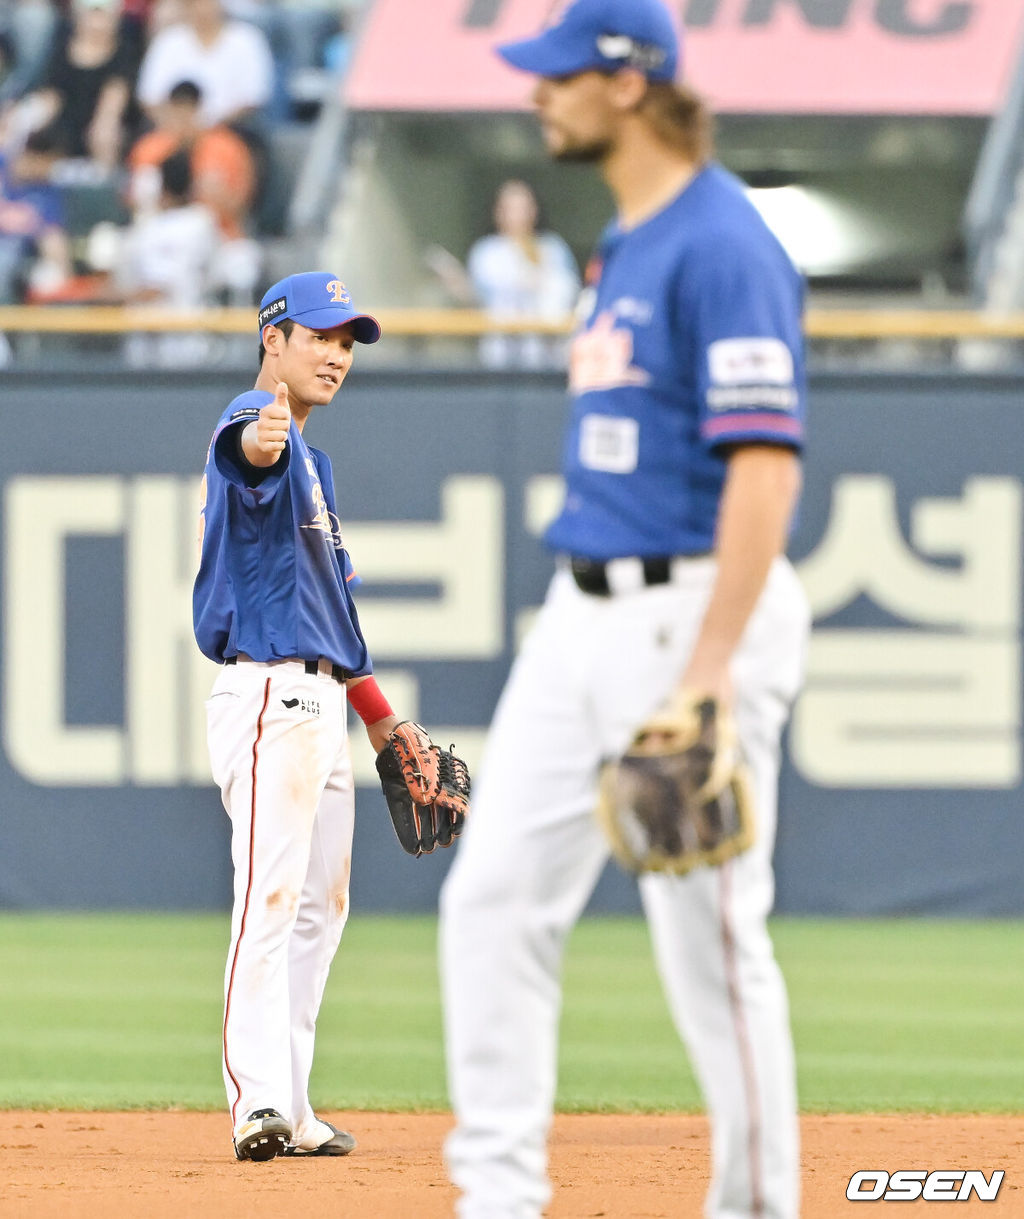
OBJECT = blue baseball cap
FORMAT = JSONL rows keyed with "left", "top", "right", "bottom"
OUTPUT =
{"left": 497, "top": 0, "right": 680, "bottom": 83}
{"left": 258, "top": 272, "right": 381, "bottom": 344}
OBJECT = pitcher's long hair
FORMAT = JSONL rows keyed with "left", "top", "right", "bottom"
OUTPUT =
{"left": 638, "top": 82, "right": 715, "bottom": 164}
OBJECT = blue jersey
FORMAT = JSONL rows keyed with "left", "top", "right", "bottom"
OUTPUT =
{"left": 546, "top": 163, "right": 806, "bottom": 561}
{"left": 193, "top": 390, "right": 372, "bottom": 674}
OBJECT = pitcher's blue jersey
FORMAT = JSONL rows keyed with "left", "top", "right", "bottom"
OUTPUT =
{"left": 193, "top": 390, "right": 372, "bottom": 674}
{"left": 546, "top": 163, "right": 806, "bottom": 561}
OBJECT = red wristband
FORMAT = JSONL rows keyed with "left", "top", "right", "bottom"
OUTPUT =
{"left": 347, "top": 677, "right": 394, "bottom": 726}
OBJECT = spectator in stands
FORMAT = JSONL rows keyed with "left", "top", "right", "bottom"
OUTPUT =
{"left": 324, "top": 6, "right": 356, "bottom": 80}
{"left": 427, "top": 178, "right": 581, "bottom": 369}
{"left": 136, "top": 0, "right": 273, "bottom": 129}
{"left": 116, "top": 148, "right": 219, "bottom": 363}
{"left": 118, "top": 147, "right": 216, "bottom": 303}
{"left": 0, "top": 122, "right": 72, "bottom": 302}
{"left": 142, "top": 0, "right": 183, "bottom": 35}
{"left": 25, "top": 0, "right": 138, "bottom": 170}
{"left": 126, "top": 78, "right": 260, "bottom": 300}
{"left": 127, "top": 79, "right": 253, "bottom": 237}
{"left": 0, "top": 33, "right": 15, "bottom": 108}
{"left": 226, "top": 0, "right": 347, "bottom": 121}
{"left": 0, "top": 1, "right": 59, "bottom": 105}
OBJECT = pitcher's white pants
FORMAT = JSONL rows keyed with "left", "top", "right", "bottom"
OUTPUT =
{"left": 206, "top": 657, "right": 355, "bottom": 1147}
{"left": 440, "top": 559, "right": 810, "bottom": 1219}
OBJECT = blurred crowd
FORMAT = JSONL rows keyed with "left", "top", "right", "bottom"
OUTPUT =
{"left": 0, "top": 0, "right": 356, "bottom": 321}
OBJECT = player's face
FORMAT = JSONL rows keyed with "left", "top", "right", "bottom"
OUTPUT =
{"left": 275, "top": 322, "right": 357, "bottom": 408}
{"left": 532, "top": 72, "right": 619, "bottom": 162}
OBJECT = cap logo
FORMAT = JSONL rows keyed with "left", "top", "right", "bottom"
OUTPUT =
{"left": 326, "top": 279, "right": 351, "bottom": 305}
{"left": 258, "top": 296, "right": 288, "bottom": 329}
{"left": 596, "top": 33, "right": 667, "bottom": 72}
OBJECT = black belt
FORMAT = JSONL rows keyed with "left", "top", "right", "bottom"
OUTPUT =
{"left": 224, "top": 656, "right": 351, "bottom": 684}
{"left": 569, "top": 554, "right": 706, "bottom": 597}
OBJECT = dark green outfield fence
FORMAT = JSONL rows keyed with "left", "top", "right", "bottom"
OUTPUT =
{"left": 2, "top": 366, "right": 1023, "bottom": 914}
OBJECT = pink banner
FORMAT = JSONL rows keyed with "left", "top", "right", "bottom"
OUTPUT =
{"left": 345, "top": 0, "right": 1024, "bottom": 116}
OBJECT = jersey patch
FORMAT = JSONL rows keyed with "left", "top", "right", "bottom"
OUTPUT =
{"left": 706, "top": 386, "right": 799, "bottom": 412}
{"left": 229, "top": 407, "right": 261, "bottom": 422}
{"left": 579, "top": 414, "right": 639, "bottom": 474}
{"left": 708, "top": 337, "right": 794, "bottom": 386}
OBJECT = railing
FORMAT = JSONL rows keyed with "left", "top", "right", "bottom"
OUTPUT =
{"left": 2, "top": 305, "right": 1024, "bottom": 339}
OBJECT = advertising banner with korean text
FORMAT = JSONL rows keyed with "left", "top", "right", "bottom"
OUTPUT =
{"left": 345, "top": 0, "right": 1024, "bottom": 116}
{"left": 0, "top": 368, "right": 1022, "bottom": 914}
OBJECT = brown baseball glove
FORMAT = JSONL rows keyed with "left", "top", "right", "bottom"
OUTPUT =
{"left": 596, "top": 692, "right": 754, "bottom": 875}
{"left": 375, "top": 721, "right": 470, "bottom": 857}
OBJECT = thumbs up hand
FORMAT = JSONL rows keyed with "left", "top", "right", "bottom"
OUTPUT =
{"left": 241, "top": 382, "right": 291, "bottom": 468}
{"left": 255, "top": 382, "right": 291, "bottom": 455}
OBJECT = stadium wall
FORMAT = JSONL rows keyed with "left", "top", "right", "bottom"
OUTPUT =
{"left": 1, "top": 367, "right": 1021, "bottom": 914}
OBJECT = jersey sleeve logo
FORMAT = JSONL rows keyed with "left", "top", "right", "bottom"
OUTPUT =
{"left": 706, "top": 336, "right": 799, "bottom": 412}
{"left": 708, "top": 337, "right": 794, "bottom": 385}
{"left": 229, "top": 407, "right": 262, "bottom": 422}
{"left": 570, "top": 311, "right": 651, "bottom": 396}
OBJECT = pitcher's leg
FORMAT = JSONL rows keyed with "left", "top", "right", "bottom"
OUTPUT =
{"left": 440, "top": 603, "right": 609, "bottom": 1218}
{"left": 641, "top": 855, "right": 798, "bottom": 1219}
{"left": 638, "top": 676, "right": 800, "bottom": 1219}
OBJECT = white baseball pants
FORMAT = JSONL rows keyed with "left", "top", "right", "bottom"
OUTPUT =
{"left": 440, "top": 558, "right": 810, "bottom": 1219}
{"left": 205, "top": 656, "right": 355, "bottom": 1148}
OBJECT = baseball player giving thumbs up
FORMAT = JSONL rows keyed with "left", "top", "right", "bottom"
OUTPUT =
{"left": 193, "top": 272, "right": 468, "bottom": 1163}
{"left": 440, "top": 2, "right": 810, "bottom": 1217}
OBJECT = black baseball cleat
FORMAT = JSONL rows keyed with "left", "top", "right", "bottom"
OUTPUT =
{"left": 234, "top": 1108, "right": 292, "bottom": 1162}
{"left": 283, "top": 1120, "right": 357, "bottom": 1157}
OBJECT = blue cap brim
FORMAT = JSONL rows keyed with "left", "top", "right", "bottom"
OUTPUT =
{"left": 497, "top": 33, "right": 599, "bottom": 78}
{"left": 286, "top": 306, "right": 382, "bottom": 344}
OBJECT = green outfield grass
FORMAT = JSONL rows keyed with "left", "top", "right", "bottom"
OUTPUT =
{"left": 0, "top": 914, "right": 1020, "bottom": 1113}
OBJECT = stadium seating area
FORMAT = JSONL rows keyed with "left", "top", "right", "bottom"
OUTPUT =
{"left": 0, "top": 0, "right": 358, "bottom": 310}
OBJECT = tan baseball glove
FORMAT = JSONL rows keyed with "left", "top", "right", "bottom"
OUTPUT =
{"left": 596, "top": 692, "right": 754, "bottom": 875}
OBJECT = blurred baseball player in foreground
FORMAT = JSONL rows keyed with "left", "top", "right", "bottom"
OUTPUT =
{"left": 439, "top": 1, "right": 810, "bottom": 1216}
{"left": 194, "top": 272, "right": 467, "bottom": 1162}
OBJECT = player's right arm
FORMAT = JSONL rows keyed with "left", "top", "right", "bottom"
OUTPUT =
{"left": 680, "top": 444, "right": 801, "bottom": 703}
{"left": 240, "top": 381, "right": 290, "bottom": 467}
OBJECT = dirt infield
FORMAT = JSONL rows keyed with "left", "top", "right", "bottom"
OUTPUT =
{"left": 0, "top": 1111, "right": 1020, "bottom": 1218}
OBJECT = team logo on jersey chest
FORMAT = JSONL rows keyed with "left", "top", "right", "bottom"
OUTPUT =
{"left": 300, "top": 456, "right": 344, "bottom": 548}
{"left": 570, "top": 310, "right": 651, "bottom": 395}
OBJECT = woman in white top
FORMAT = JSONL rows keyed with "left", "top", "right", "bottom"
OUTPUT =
{"left": 136, "top": 0, "right": 272, "bottom": 127}
{"left": 431, "top": 179, "right": 581, "bottom": 369}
